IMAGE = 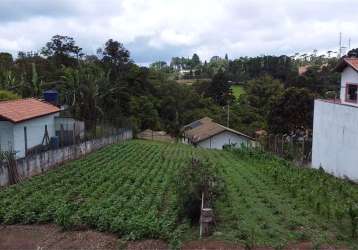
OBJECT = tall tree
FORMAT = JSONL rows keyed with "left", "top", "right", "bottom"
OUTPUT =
{"left": 244, "top": 75, "right": 284, "bottom": 119}
{"left": 191, "top": 53, "right": 201, "bottom": 68}
{"left": 41, "top": 35, "right": 83, "bottom": 67}
{"left": 207, "top": 71, "right": 232, "bottom": 106}
{"left": 268, "top": 87, "right": 314, "bottom": 134}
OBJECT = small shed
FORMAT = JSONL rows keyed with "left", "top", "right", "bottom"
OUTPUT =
{"left": 182, "top": 117, "right": 254, "bottom": 149}
{"left": 0, "top": 98, "right": 60, "bottom": 158}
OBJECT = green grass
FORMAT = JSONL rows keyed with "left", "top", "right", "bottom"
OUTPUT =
{"left": 231, "top": 85, "right": 245, "bottom": 99}
{"left": 0, "top": 140, "right": 357, "bottom": 248}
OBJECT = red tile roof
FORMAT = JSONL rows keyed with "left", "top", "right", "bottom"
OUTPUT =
{"left": 0, "top": 98, "right": 60, "bottom": 123}
{"left": 335, "top": 58, "right": 358, "bottom": 72}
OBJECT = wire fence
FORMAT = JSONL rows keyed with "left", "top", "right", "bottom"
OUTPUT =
{"left": 256, "top": 134, "right": 312, "bottom": 166}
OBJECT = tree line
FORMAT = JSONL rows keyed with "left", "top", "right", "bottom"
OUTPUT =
{"left": 0, "top": 34, "right": 356, "bottom": 137}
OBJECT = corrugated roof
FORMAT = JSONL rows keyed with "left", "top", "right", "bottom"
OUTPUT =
{"left": 183, "top": 117, "right": 254, "bottom": 143}
{"left": 183, "top": 117, "right": 213, "bottom": 130}
{"left": 0, "top": 98, "right": 60, "bottom": 123}
{"left": 335, "top": 58, "right": 358, "bottom": 72}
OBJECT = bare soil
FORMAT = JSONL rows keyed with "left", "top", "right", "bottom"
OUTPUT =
{"left": 0, "top": 225, "right": 348, "bottom": 250}
{"left": 0, "top": 224, "right": 118, "bottom": 250}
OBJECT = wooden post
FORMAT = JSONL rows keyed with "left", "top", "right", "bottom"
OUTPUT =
{"left": 73, "top": 123, "right": 76, "bottom": 145}
{"left": 24, "top": 126, "right": 28, "bottom": 156}
{"left": 200, "top": 208, "right": 214, "bottom": 237}
{"left": 267, "top": 134, "right": 271, "bottom": 152}
{"left": 200, "top": 192, "right": 204, "bottom": 238}
{"left": 302, "top": 137, "right": 305, "bottom": 165}
{"left": 60, "top": 124, "right": 64, "bottom": 147}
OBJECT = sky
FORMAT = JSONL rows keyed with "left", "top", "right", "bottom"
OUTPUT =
{"left": 0, "top": 0, "right": 357, "bottom": 64}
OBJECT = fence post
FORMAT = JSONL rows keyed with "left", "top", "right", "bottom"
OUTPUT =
{"left": 60, "top": 124, "right": 64, "bottom": 147}
{"left": 24, "top": 126, "right": 28, "bottom": 157}
{"left": 301, "top": 137, "right": 305, "bottom": 166}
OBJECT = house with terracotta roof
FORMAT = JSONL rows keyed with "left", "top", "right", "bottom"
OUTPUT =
{"left": 0, "top": 98, "right": 60, "bottom": 158}
{"left": 312, "top": 57, "right": 358, "bottom": 181}
{"left": 182, "top": 117, "right": 254, "bottom": 149}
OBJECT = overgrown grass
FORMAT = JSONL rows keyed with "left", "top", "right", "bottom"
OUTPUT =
{"left": 0, "top": 140, "right": 357, "bottom": 248}
{"left": 205, "top": 148, "right": 358, "bottom": 248}
{"left": 231, "top": 85, "right": 245, "bottom": 99}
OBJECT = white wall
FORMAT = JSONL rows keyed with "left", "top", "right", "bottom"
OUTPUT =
{"left": 197, "top": 131, "right": 251, "bottom": 150}
{"left": 340, "top": 67, "right": 358, "bottom": 106}
{"left": 0, "top": 121, "right": 14, "bottom": 152}
{"left": 312, "top": 100, "right": 358, "bottom": 181}
{"left": 13, "top": 113, "right": 58, "bottom": 158}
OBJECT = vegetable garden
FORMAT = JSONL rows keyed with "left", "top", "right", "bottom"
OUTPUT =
{"left": 0, "top": 140, "right": 357, "bottom": 248}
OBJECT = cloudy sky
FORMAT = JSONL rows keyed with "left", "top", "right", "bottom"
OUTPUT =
{"left": 0, "top": 0, "right": 357, "bottom": 64}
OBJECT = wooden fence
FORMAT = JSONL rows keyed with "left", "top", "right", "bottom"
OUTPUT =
{"left": 0, "top": 129, "right": 132, "bottom": 187}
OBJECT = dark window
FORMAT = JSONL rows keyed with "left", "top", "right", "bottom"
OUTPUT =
{"left": 346, "top": 84, "right": 358, "bottom": 103}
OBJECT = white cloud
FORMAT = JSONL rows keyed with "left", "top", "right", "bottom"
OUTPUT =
{"left": 0, "top": 0, "right": 357, "bottom": 63}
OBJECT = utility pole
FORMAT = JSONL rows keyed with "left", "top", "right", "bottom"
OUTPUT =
{"left": 339, "top": 32, "right": 342, "bottom": 58}
{"left": 226, "top": 102, "right": 230, "bottom": 128}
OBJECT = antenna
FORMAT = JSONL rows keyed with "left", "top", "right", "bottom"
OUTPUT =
{"left": 349, "top": 38, "right": 351, "bottom": 50}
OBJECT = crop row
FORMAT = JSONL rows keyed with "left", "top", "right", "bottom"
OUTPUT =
{"left": 0, "top": 140, "right": 194, "bottom": 241}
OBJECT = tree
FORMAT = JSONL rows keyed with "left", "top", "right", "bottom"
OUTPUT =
{"left": 41, "top": 35, "right": 83, "bottom": 67}
{"left": 0, "top": 90, "right": 20, "bottom": 101}
{"left": 41, "top": 35, "right": 82, "bottom": 58}
{"left": 348, "top": 48, "right": 358, "bottom": 58}
{"left": 99, "top": 39, "right": 131, "bottom": 80}
{"left": 150, "top": 61, "right": 168, "bottom": 71}
{"left": 207, "top": 71, "right": 232, "bottom": 106}
{"left": 191, "top": 53, "right": 201, "bottom": 68}
{"left": 245, "top": 75, "right": 284, "bottom": 118}
{"left": 100, "top": 39, "right": 131, "bottom": 67}
{"left": 0, "top": 52, "right": 13, "bottom": 70}
{"left": 268, "top": 87, "right": 314, "bottom": 134}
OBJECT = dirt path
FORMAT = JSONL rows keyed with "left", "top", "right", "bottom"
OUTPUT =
{"left": 0, "top": 225, "right": 118, "bottom": 250}
{"left": 0, "top": 225, "right": 346, "bottom": 250}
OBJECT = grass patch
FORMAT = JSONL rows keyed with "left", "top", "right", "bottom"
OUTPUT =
{"left": 231, "top": 85, "right": 245, "bottom": 99}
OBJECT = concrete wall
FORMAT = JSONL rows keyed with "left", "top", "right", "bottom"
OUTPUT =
{"left": 340, "top": 67, "right": 358, "bottom": 106}
{"left": 0, "top": 129, "right": 132, "bottom": 187}
{"left": 13, "top": 113, "right": 58, "bottom": 158}
{"left": 197, "top": 131, "right": 252, "bottom": 150}
{"left": 312, "top": 100, "right": 358, "bottom": 181}
{"left": 0, "top": 121, "right": 14, "bottom": 152}
{"left": 55, "top": 117, "right": 85, "bottom": 138}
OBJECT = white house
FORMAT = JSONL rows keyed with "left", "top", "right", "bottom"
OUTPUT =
{"left": 312, "top": 58, "right": 358, "bottom": 181}
{"left": 182, "top": 117, "right": 255, "bottom": 149}
{"left": 0, "top": 98, "right": 60, "bottom": 158}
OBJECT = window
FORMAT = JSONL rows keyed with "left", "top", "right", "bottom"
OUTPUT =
{"left": 346, "top": 84, "right": 358, "bottom": 103}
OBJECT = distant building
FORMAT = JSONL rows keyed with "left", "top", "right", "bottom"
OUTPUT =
{"left": 0, "top": 98, "right": 60, "bottom": 158}
{"left": 182, "top": 117, "right": 255, "bottom": 149}
{"left": 312, "top": 58, "right": 358, "bottom": 181}
{"left": 298, "top": 65, "right": 310, "bottom": 76}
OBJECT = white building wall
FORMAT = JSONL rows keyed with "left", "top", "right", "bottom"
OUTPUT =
{"left": 197, "top": 131, "right": 251, "bottom": 150}
{"left": 0, "top": 121, "right": 14, "bottom": 152}
{"left": 312, "top": 100, "right": 358, "bottom": 181}
{"left": 340, "top": 67, "right": 358, "bottom": 106}
{"left": 13, "top": 113, "right": 58, "bottom": 158}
